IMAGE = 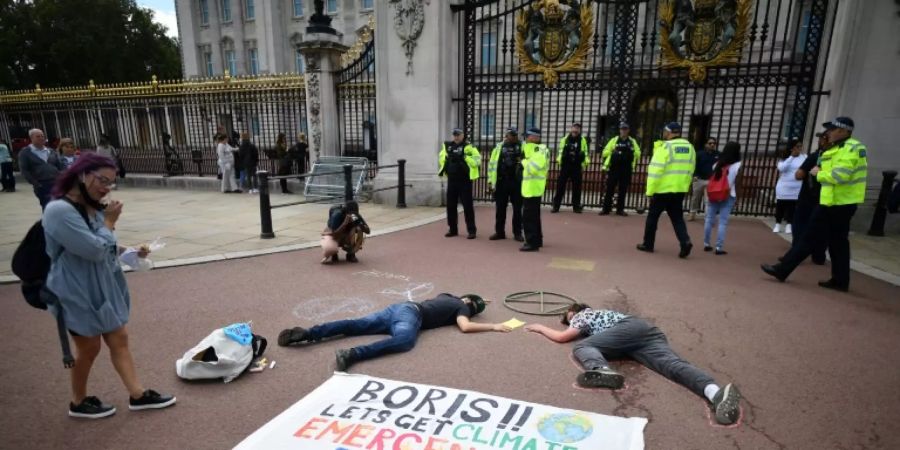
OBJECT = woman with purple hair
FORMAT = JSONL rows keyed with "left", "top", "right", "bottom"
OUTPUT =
{"left": 42, "top": 153, "right": 175, "bottom": 419}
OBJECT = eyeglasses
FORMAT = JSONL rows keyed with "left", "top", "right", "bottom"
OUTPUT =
{"left": 91, "top": 172, "right": 117, "bottom": 188}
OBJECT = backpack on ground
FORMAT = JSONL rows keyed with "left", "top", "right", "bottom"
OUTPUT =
{"left": 707, "top": 165, "right": 732, "bottom": 203}
{"left": 176, "top": 323, "right": 267, "bottom": 383}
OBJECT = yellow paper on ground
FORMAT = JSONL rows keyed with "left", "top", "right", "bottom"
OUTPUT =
{"left": 502, "top": 318, "right": 526, "bottom": 329}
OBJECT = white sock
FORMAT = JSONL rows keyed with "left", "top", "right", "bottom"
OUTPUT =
{"left": 704, "top": 384, "right": 721, "bottom": 403}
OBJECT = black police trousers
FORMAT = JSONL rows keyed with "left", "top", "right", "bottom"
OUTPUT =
{"left": 552, "top": 166, "right": 582, "bottom": 211}
{"left": 777, "top": 204, "right": 856, "bottom": 288}
{"left": 446, "top": 179, "right": 476, "bottom": 234}
{"left": 642, "top": 193, "right": 691, "bottom": 249}
{"left": 494, "top": 177, "right": 522, "bottom": 236}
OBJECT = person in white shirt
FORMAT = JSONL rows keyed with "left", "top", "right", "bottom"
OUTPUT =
{"left": 773, "top": 139, "right": 806, "bottom": 233}
{"left": 215, "top": 133, "right": 240, "bottom": 193}
{"left": 704, "top": 142, "right": 742, "bottom": 255}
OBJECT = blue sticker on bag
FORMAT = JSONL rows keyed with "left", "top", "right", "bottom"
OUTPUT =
{"left": 223, "top": 322, "right": 253, "bottom": 346}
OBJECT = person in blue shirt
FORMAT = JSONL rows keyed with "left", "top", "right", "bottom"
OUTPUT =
{"left": 43, "top": 153, "right": 175, "bottom": 419}
{"left": 0, "top": 139, "right": 14, "bottom": 192}
{"left": 689, "top": 137, "right": 720, "bottom": 221}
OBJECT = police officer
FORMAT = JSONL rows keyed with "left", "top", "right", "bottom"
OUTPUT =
{"left": 439, "top": 128, "right": 481, "bottom": 239}
{"left": 600, "top": 122, "right": 641, "bottom": 216}
{"left": 637, "top": 122, "right": 696, "bottom": 258}
{"left": 552, "top": 123, "right": 589, "bottom": 213}
{"left": 521, "top": 128, "right": 550, "bottom": 252}
{"left": 780, "top": 130, "right": 831, "bottom": 264}
{"left": 488, "top": 127, "right": 524, "bottom": 242}
{"left": 762, "top": 117, "right": 868, "bottom": 292}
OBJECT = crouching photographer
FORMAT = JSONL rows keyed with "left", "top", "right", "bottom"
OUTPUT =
{"left": 321, "top": 201, "right": 371, "bottom": 264}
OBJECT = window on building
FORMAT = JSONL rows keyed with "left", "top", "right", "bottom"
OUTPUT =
{"left": 479, "top": 93, "right": 496, "bottom": 139}
{"left": 202, "top": 51, "right": 214, "bottom": 76}
{"left": 245, "top": 0, "right": 255, "bottom": 20}
{"left": 480, "top": 31, "right": 497, "bottom": 67}
{"left": 361, "top": 0, "right": 374, "bottom": 10}
{"left": 199, "top": 0, "right": 210, "bottom": 25}
{"left": 295, "top": 50, "right": 306, "bottom": 74}
{"left": 327, "top": 0, "right": 338, "bottom": 14}
{"left": 248, "top": 48, "right": 259, "bottom": 75}
{"left": 605, "top": 20, "right": 616, "bottom": 57}
{"left": 220, "top": 0, "right": 231, "bottom": 22}
{"left": 293, "top": 0, "right": 304, "bottom": 17}
{"left": 251, "top": 116, "right": 261, "bottom": 136}
{"left": 524, "top": 111, "right": 537, "bottom": 130}
{"left": 225, "top": 50, "right": 236, "bottom": 75}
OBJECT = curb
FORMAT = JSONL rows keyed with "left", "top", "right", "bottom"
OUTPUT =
{"left": 0, "top": 212, "right": 447, "bottom": 285}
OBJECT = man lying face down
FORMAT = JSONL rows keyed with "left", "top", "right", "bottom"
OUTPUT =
{"left": 279, "top": 293, "right": 512, "bottom": 371}
{"left": 525, "top": 303, "right": 742, "bottom": 425}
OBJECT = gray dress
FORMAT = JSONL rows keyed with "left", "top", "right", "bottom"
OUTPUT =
{"left": 43, "top": 199, "right": 131, "bottom": 336}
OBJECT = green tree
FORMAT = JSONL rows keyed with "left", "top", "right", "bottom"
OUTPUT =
{"left": 0, "top": 0, "right": 181, "bottom": 91}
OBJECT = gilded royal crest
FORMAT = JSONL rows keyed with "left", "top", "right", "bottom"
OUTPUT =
{"left": 515, "top": 0, "right": 594, "bottom": 87}
{"left": 659, "top": 0, "right": 751, "bottom": 82}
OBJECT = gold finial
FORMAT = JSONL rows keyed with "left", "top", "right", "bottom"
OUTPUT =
{"left": 151, "top": 75, "right": 159, "bottom": 91}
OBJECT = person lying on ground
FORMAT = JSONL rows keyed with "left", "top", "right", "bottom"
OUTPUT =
{"left": 321, "top": 201, "right": 371, "bottom": 264}
{"left": 278, "top": 294, "right": 512, "bottom": 371}
{"left": 524, "top": 303, "right": 741, "bottom": 425}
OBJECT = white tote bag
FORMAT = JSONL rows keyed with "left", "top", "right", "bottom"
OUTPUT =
{"left": 175, "top": 326, "right": 266, "bottom": 383}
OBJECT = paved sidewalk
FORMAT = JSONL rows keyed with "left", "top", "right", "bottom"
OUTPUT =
{"left": 0, "top": 188, "right": 444, "bottom": 281}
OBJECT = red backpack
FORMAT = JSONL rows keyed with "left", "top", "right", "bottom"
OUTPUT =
{"left": 707, "top": 164, "right": 732, "bottom": 203}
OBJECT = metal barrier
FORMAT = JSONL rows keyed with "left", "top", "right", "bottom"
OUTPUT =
{"left": 304, "top": 156, "right": 370, "bottom": 199}
{"left": 257, "top": 159, "right": 408, "bottom": 239}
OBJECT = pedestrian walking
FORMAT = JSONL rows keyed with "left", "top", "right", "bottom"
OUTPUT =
{"left": 688, "top": 137, "right": 720, "bottom": 221}
{"left": 773, "top": 139, "right": 806, "bottom": 234}
{"left": 599, "top": 122, "right": 641, "bottom": 216}
{"left": 43, "top": 153, "right": 176, "bottom": 419}
{"left": 762, "top": 117, "right": 868, "bottom": 292}
{"left": 289, "top": 133, "right": 309, "bottom": 176}
{"left": 438, "top": 128, "right": 480, "bottom": 239}
{"left": 781, "top": 131, "right": 830, "bottom": 264}
{"left": 161, "top": 132, "right": 183, "bottom": 177}
{"left": 520, "top": 128, "right": 550, "bottom": 252}
{"left": 18, "top": 128, "right": 64, "bottom": 209}
{"left": 487, "top": 127, "right": 524, "bottom": 241}
{"left": 1, "top": 139, "right": 17, "bottom": 192}
{"left": 637, "top": 122, "right": 696, "bottom": 258}
{"left": 216, "top": 133, "right": 240, "bottom": 193}
{"left": 238, "top": 132, "right": 259, "bottom": 193}
{"left": 275, "top": 133, "right": 293, "bottom": 194}
{"left": 703, "top": 142, "right": 742, "bottom": 255}
{"left": 552, "top": 123, "right": 589, "bottom": 213}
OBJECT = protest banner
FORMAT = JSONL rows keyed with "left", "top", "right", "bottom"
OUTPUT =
{"left": 235, "top": 373, "right": 647, "bottom": 450}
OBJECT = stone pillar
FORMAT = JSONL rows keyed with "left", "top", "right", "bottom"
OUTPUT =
{"left": 373, "top": 0, "right": 458, "bottom": 206}
{"left": 299, "top": 37, "right": 347, "bottom": 159}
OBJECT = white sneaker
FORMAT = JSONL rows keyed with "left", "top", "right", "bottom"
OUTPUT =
{"left": 773, "top": 223, "right": 781, "bottom": 233}
{"left": 785, "top": 224, "right": 792, "bottom": 234}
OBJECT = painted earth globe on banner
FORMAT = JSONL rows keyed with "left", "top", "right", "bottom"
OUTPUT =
{"left": 536, "top": 412, "right": 593, "bottom": 443}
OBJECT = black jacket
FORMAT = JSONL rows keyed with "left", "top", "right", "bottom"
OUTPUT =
{"left": 239, "top": 140, "right": 259, "bottom": 169}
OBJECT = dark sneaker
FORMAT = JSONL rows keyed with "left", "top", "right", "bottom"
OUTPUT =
{"left": 760, "top": 264, "right": 787, "bottom": 282}
{"left": 444, "top": 231, "right": 458, "bottom": 237}
{"left": 346, "top": 253, "right": 359, "bottom": 263}
{"left": 519, "top": 244, "right": 539, "bottom": 252}
{"left": 488, "top": 233, "right": 506, "bottom": 240}
{"left": 335, "top": 348, "right": 356, "bottom": 372}
{"left": 550, "top": 208, "right": 559, "bottom": 213}
{"left": 636, "top": 243, "right": 653, "bottom": 253}
{"left": 818, "top": 279, "right": 848, "bottom": 292}
{"left": 513, "top": 235, "right": 524, "bottom": 242}
{"left": 573, "top": 208, "right": 583, "bottom": 214}
{"left": 711, "top": 384, "right": 741, "bottom": 425}
{"left": 615, "top": 211, "right": 628, "bottom": 216}
{"left": 598, "top": 210, "right": 611, "bottom": 216}
{"left": 331, "top": 254, "right": 339, "bottom": 263}
{"left": 576, "top": 368, "right": 625, "bottom": 389}
{"left": 679, "top": 243, "right": 693, "bottom": 259}
{"left": 715, "top": 248, "right": 728, "bottom": 255}
{"left": 69, "top": 396, "right": 116, "bottom": 419}
{"left": 467, "top": 233, "right": 476, "bottom": 240}
{"left": 129, "top": 390, "right": 176, "bottom": 411}
{"left": 278, "top": 327, "right": 310, "bottom": 346}
{"left": 704, "top": 245, "right": 713, "bottom": 252}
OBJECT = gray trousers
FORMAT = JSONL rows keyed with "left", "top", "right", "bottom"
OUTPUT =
{"left": 573, "top": 317, "right": 715, "bottom": 397}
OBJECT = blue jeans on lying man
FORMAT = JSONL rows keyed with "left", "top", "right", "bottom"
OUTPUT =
{"left": 306, "top": 303, "right": 422, "bottom": 361}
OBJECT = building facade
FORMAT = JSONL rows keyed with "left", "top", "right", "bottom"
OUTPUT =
{"left": 176, "top": 0, "right": 375, "bottom": 78}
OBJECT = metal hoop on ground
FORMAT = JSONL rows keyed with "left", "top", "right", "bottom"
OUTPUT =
{"left": 503, "top": 291, "right": 578, "bottom": 316}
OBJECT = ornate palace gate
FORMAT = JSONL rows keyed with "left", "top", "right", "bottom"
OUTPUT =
{"left": 452, "top": 0, "right": 837, "bottom": 215}
{"left": 336, "top": 21, "right": 378, "bottom": 167}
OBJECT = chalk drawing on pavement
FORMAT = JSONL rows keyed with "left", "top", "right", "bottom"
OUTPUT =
{"left": 292, "top": 296, "right": 377, "bottom": 321}
{"left": 352, "top": 270, "right": 411, "bottom": 282}
{"left": 379, "top": 282, "right": 435, "bottom": 301}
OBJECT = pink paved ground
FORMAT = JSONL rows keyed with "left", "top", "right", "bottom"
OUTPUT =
{"left": 1, "top": 207, "right": 898, "bottom": 449}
